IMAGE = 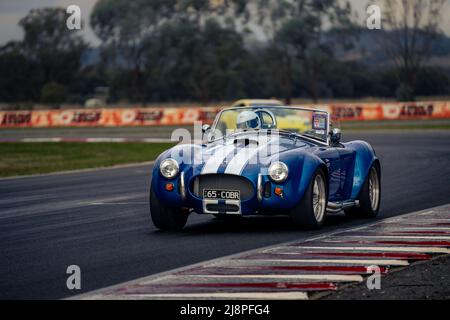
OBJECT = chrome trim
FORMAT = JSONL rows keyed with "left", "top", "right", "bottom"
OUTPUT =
{"left": 180, "top": 171, "right": 186, "bottom": 201}
{"left": 160, "top": 158, "right": 179, "bottom": 179}
{"left": 202, "top": 199, "right": 241, "bottom": 215}
{"left": 268, "top": 162, "right": 289, "bottom": 183}
{"left": 313, "top": 174, "right": 327, "bottom": 222}
{"left": 257, "top": 173, "right": 263, "bottom": 202}
{"left": 326, "top": 200, "right": 359, "bottom": 213}
{"left": 369, "top": 167, "right": 380, "bottom": 211}
{"left": 327, "top": 111, "right": 331, "bottom": 146}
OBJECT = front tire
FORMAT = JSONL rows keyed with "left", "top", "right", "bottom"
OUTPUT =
{"left": 345, "top": 163, "right": 381, "bottom": 218}
{"left": 290, "top": 168, "right": 328, "bottom": 229}
{"left": 149, "top": 185, "right": 189, "bottom": 231}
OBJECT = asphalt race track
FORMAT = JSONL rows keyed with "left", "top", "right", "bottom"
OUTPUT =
{"left": 1, "top": 131, "right": 449, "bottom": 299}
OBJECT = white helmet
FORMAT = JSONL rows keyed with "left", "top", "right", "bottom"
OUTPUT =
{"left": 237, "top": 111, "right": 260, "bottom": 130}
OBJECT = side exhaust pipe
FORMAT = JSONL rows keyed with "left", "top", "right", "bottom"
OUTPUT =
{"left": 327, "top": 200, "right": 359, "bottom": 213}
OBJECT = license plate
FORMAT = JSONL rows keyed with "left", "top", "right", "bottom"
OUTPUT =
{"left": 203, "top": 189, "right": 240, "bottom": 200}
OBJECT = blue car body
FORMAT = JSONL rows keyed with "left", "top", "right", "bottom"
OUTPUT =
{"left": 151, "top": 128, "right": 379, "bottom": 216}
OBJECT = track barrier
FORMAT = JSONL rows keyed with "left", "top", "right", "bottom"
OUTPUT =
{"left": 1, "top": 101, "right": 449, "bottom": 128}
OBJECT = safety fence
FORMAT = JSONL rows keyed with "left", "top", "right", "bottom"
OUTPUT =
{"left": 1, "top": 101, "right": 449, "bottom": 128}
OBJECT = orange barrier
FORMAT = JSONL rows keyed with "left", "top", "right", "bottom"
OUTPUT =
{"left": 0, "top": 101, "right": 449, "bottom": 128}
{"left": 327, "top": 101, "right": 450, "bottom": 121}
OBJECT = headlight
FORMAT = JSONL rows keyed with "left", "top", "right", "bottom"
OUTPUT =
{"left": 268, "top": 161, "right": 289, "bottom": 183}
{"left": 160, "top": 158, "right": 179, "bottom": 179}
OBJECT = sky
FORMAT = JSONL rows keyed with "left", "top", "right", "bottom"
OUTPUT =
{"left": 0, "top": 0, "right": 449, "bottom": 46}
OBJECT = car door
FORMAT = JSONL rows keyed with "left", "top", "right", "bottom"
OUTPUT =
{"left": 316, "top": 147, "right": 341, "bottom": 201}
{"left": 336, "top": 145, "right": 356, "bottom": 200}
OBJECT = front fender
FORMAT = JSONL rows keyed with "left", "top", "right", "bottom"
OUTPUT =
{"left": 261, "top": 150, "right": 326, "bottom": 210}
{"left": 343, "top": 140, "right": 380, "bottom": 200}
{"left": 151, "top": 144, "right": 202, "bottom": 205}
{"left": 295, "top": 152, "right": 327, "bottom": 200}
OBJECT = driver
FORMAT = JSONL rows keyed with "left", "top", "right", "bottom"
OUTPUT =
{"left": 236, "top": 111, "right": 261, "bottom": 130}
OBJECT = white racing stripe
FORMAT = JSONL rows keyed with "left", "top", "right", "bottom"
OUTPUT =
{"left": 201, "top": 144, "right": 236, "bottom": 174}
{"left": 116, "top": 292, "right": 309, "bottom": 300}
{"left": 274, "top": 246, "right": 450, "bottom": 254}
{"left": 186, "top": 274, "right": 363, "bottom": 282}
{"left": 224, "top": 137, "right": 277, "bottom": 175}
{"left": 234, "top": 258, "right": 409, "bottom": 266}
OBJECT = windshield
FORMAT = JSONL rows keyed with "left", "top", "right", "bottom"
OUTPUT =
{"left": 210, "top": 107, "right": 329, "bottom": 143}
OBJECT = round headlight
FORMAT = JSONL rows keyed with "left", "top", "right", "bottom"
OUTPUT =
{"left": 268, "top": 162, "right": 289, "bottom": 183}
{"left": 160, "top": 158, "right": 179, "bottom": 179}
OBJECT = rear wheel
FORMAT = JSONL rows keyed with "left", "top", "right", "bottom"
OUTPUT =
{"left": 345, "top": 163, "right": 381, "bottom": 218}
{"left": 149, "top": 185, "right": 189, "bottom": 231}
{"left": 290, "top": 168, "right": 327, "bottom": 229}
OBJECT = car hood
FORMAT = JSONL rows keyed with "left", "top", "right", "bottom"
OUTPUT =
{"left": 162, "top": 132, "right": 319, "bottom": 177}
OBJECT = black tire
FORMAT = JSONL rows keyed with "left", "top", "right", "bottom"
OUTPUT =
{"left": 149, "top": 185, "right": 189, "bottom": 231}
{"left": 290, "top": 168, "right": 328, "bottom": 229}
{"left": 345, "top": 163, "right": 381, "bottom": 218}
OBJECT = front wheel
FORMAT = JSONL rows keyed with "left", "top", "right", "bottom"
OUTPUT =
{"left": 345, "top": 163, "right": 381, "bottom": 218}
{"left": 290, "top": 168, "right": 328, "bottom": 229}
{"left": 149, "top": 185, "right": 189, "bottom": 231}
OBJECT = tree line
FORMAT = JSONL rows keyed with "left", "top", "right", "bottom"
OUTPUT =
{"left": 0, "top": 0, "right": 448, "bottom": 107}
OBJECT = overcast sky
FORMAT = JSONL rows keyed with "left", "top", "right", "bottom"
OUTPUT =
{"left": 0, "top": 0, "right": 449, "bottom": 46}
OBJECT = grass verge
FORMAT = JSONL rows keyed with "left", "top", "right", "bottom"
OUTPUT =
{"left": 341, "top": 119, "right": 450, "bottom": 131}
{"left": 0, "top": 142, "right": 176, "bottom": 177}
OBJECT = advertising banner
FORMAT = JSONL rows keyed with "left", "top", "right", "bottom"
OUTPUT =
{"left": 1, "top": 101, "right": 448, "bottom": 128}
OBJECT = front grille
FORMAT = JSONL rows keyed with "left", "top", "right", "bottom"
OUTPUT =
{"left": 191, "top": 174, "right": 254, "bottom": 200}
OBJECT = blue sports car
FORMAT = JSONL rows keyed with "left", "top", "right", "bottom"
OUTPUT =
{"left": 150, "top": 106, "right": 381, "bottom": 230}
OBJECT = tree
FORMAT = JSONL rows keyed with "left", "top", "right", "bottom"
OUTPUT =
{"left": 0, "top": 42, "right": 34, "bottom": 102}
{"left": 256, "top": 0, "right": 355, "bottom": 103}
{"left": 40, "top": 82, "right": 68, "bottom": 104}
{"left": 91, "top": 0, "right": 181, "bottom": 103}
{"left": 376, "top": 0, "right": 446, "bottom": 101}
{"left": 140, "top": 17, "right": 249, "bottom": 103}
{"left": 19, "top": 8, "right": 87, "bottom": 93}
{"left": 91, "top": 0, "right": 251, "bottom": 104}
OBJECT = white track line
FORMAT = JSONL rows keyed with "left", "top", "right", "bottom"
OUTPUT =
{"left": 234, "top": 259, "right": 409, "bottom": 266}
{"left": 405, "top": 219, "right": 450, "bottom": 222}
{"left": 377, "top": 225, "right": 450, "bottom": 228}
{"left": 22, "top": 138, "right": 62, "bottom": 142}
{"left": 185, "top": 274, "right": 363, "bottom": 282}
{"left": 418, "top": 211, "right": 434, "bottom": 216}
{"left": 106, "top": 292, "right": 309, "bottom": 300}
{"left": 273, "top": 246, "right": 450, "bottom": 254}
{"left": 383, "top": 225, "right": 450, "bottom": 230}
{"left": 376, "top": 227, "right": 450, "bottom": 231}
{"left": 73, "top": 204, "right": 450, "bottom": 300}
{"left": 341, "top": 235, "right": 450, "bottom": 240}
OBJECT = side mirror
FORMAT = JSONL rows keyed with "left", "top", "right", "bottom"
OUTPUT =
{"left": 202, "top": 124, "right": 211, "bottom": 134}
{"left": 330, "top": 128, "right": 341, "bottom": 145}
{"left": 202, "top": 124, "right": 211, "bottom": 143}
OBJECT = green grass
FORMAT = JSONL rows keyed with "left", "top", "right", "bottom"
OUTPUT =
{"left": 341, "top": 119, "right": 450, "bottom": 131}
{"left": 0, "top": 142, "right": 176, "bottom": 177}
